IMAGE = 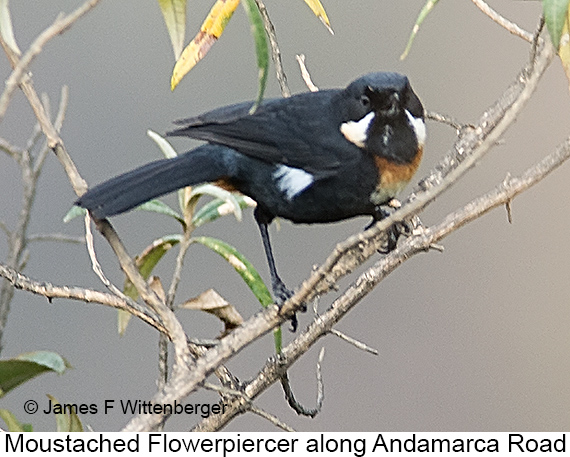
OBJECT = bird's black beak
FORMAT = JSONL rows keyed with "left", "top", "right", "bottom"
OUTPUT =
{"left": 383, "top": 92, "right": 400, "bottom": 118}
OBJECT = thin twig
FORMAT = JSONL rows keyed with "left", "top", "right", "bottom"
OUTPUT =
{"left": 34, "top": 86, "right": 69, "bottom": 177}
{"left": 529, "top": 16, "right": 545, "bottom": 72}
{"left": 253, "top": 0, "right": 290, "bottom": 98}
{"left": 0, "top": 0, "right": 101, "bottom": 122}
{"left": 295, "top": 54, "right": 319, "bottom": 92}
{"left": 94, "top": 218, "right": 194, "bottom": 374}
{"left": 84, "top": 214, "right": 131, "bottom": 302}
{"left": 160, "top": 222, "right": 193, "bottom": 390}
{"left": 279, "top": 347, "right": 325, "bottom": 417}
{"left": 178, "top": 37, "right": 557, "bottom": 433}
{"left": 329, "top": 329, "right": 379, "bottom": 355}
{"left": 0, "top": 262, "right": 166, "bottom": 333}
{"left": 0, "top": 221, "right": 9, "bottom": 239}
{"left": 470, "top": 0, "right": 533, "bottom": 42}
{"left": 27, "top": 233, "right": 85, "bottom": 244}
{"left": 426, "top": 110, "right": 470, "bottom": 132}
{"left": 248, "top": 406, "right": 296, "bottom": 432}
{"left": 193, "top": 134, "right": 570, "bottom": 431}
{"left": 0, "top": 137, "right": 22, "bottom": 160}
{"left": 1, "top": 0, "right": 192, "bottom": 374}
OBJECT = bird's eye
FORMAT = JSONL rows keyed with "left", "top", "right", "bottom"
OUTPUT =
{"left": 360, "top": 95, "right": 370, "bottom": 108}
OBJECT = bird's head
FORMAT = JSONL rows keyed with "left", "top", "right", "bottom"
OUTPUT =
{"left": 340, "top": 72, "right": 426, "bottom": 161}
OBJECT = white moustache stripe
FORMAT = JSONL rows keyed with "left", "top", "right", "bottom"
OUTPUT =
{"left": 405, "top": 110, "right": 426, "bottom": 147}
{"left": 340, "top": 111, "right": 375, "bottom": 148}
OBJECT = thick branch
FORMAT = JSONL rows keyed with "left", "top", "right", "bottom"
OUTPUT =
{"left": 123, "top": 34, "right": 557, "bottom": 433}
{"left": 194, "top": 135, "right": 570, "bottom": 431}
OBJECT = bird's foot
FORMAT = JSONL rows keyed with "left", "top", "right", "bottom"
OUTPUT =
{"left": 272, "top": 280, "right": 305, "bottom": 332}
{"left": 368, "top": 201, "right": 415, "bottom": 254}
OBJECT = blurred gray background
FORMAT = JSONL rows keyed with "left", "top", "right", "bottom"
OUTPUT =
{"left": 1, "top": 0, "right": 569, "bottom": 431}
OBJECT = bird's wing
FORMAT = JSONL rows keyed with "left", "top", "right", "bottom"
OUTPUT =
{"left": 167, "top": 90, "right": 361, "bottom": 176}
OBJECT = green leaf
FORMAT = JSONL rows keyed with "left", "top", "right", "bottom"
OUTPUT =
{"left": 0, "top": 0, "right": 21, "bottom": 56}
{"left": 158, "top": 0, "right": 187, "bottom": 59}
{"left": 193, "top": 236, "right": 273, "bottom": 307}
{"left": 121, "top": 235, "right": 182, "bottom": 334}
{"left": 193, "top": 235, "right": 282, "bottom": 352}
{"left": 193, "top": 195, "right": 256, "bottom": 228}
{"left": 136, "top": 200, "right": 184, "bottom": 225}
{"left": 188, "top": 184, "right": 243, "bottom": 222}
{"left": 63, "top": 205, "right": 85, "bottom": 223}
{"left": 147, "top": 129, "right": 186, "bottom": 211}
{"left": 241, "top": 0, "right": 269, "bottom": 112}
{"left": 0, "top": 409, "right": 32, "bottom": 432}
{"left": 147, "top": 129, "right": 178, "bottom": 159}
{"left": 400, "top": 0, "right": 440, "bottom": 60}
{"left": 558, "top": 11, "right": 570, "bottom": 88}
{"left": 273, "top": 327, "right": 282, "bottom": 354}
{"left": 0, "top": 351, "right": 71, "bottom": 397}
{"left": 47, "top": 395, "right": 84, "bottom": 432}
{"left": 543, "top": 0, "right": 570, "bottom": 47}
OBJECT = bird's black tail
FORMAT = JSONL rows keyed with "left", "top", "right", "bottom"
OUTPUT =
{"left": 76, "top": 144, "right": 235, "bottom": 219}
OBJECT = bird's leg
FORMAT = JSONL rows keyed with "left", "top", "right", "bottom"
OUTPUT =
{"left": 368, "top": 203, "right": 402, "bottom": 253}
{"left": 257, "top": 221, "right": 301, "bottom": 331}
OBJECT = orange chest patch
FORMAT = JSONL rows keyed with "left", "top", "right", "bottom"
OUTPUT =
{"left": 370, "top": 146, "right": 423, "bottom": 205}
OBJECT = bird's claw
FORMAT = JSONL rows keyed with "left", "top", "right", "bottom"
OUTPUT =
{"left": 272, "top": 280, "right": 305, "bottom": 332}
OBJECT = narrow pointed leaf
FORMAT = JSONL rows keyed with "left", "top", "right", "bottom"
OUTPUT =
{"left": 136, "top": 200, "right": 184, "bottom": 224}
{"left": 188, "top": 184, "right": 243, "bottom": 222}
{"left": 147, "top": 129, "right": 186, "bottom": 211}
{"left": 158, "top": 0, "right": 187, "bottom": 59}
{"left": 147, "top": 129, "right": 178, "bottom": 159}
{"left": 63, "top": 205, "right": 85, "bottom": 223}
{"left": 0, "top": 410, "right": 32, "bottom": 432}
{"left": 0, "top": 0, "right": 21, "bottom": 56}
{"left": 193, "top": 236, "right": 273, "bottom": 306}
{"left": 47, "top": 395, "right": 84, "bottom": 432}
{"left": 68, "top": 409, "right": 84, "bottom": 432}
{"left": 241, "top": 0, "right": 269, "bottom": 111}
{"left": 302, "top": 0, "right": 333, "bottom": 34}
{"left": 0, "top": 352, "right": 71, "bottom": 397}
{"left": 171, "top": 0, "right": 240, "bottom": 90}
{"left": 120, "top": 235, "right": 182, "bottom": 335}
{"left": 558, "top": 9, "right": 570, "bottom": 90}
{"left": 193, "top": 235, "right": 282, "bottom": 351}
{"left": 193, "top": 195, "right": 256, "bottom": 228}
{"left": 400, "top": 0, "right": 440, "bottom": 60}
{"left": 543, "top": 0, "right": 570, "bottom": 48}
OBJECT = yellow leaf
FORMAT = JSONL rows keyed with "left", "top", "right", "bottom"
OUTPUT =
{"left": 171, "top": 0, "right": 240, "bottom": 90}
{"left": 302, "top": 0, "right": 333, "bottom": 34}
{"left": 559, "top": 6, "right": 570, "bottom": 93}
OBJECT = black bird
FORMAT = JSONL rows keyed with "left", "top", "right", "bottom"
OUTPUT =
{"left": 76, "top": 72, "right": 426, "bottom": 326}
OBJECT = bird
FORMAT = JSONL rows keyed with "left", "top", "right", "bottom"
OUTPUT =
{"left": 76, "top": 72, "right": 426, "bottom": 329}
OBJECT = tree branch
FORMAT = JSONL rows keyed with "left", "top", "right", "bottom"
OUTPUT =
{"left": 0, "top": 262, "right": 167, "bottom": 334}
{"left": 0, "top": 0, "right": 101, "bottom": 123}
{"left": 470, "top": 0, "right": 533, "bottom": 42}
{"left": 122, "top": 32, "right": 557, "bottom": 433}
{"left": 193, "top": 134, "right": 570, "bottom": 431}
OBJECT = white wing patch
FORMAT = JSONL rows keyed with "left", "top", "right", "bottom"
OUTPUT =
{"left": 405, "top": 110, "right": 426, "bottom": 147}
{"left": 340, "top": 111, "right": 375, "bottom": 148}
{"left": 274, "top": 165, "right": 314, "bottom": 200}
